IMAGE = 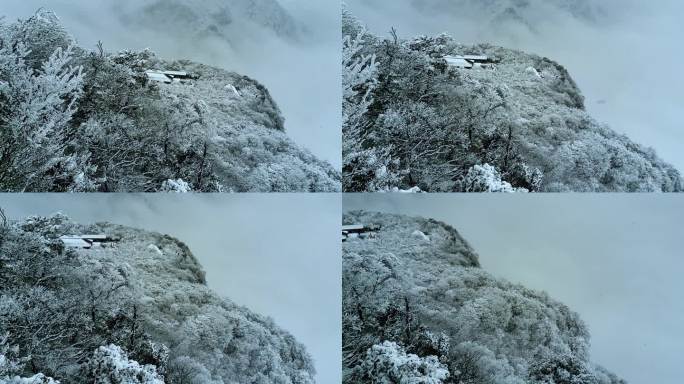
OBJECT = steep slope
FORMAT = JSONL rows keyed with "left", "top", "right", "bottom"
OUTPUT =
{"left": 0, "top": 10, "right": 340, "bottom": 192}
{"left": 0, "top": 213, "right": 315, "bottom": 383}
{"left": 342, "top": 211, "right": 625, "bottom": 383}
{"left": 342, "top": 11, "right": 681, "bottom": 192}
{"left": 117, "top": 0, "right": 301, "bottom": 42}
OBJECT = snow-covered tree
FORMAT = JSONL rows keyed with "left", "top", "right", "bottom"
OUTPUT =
{"left": 0, "top": 333, "right": 59, "bottom": 384}
{"left": 84, "top": 345, "right": 163, "bottom": 384}
{"left": 461, "top": 164, "right": 519, "bottom": 192}
{"left": 356, "top": 341, "right": 449, "bottom": 384}
{"left": 342, "top": 17, "right": 404, "bottom": 192}
{"left": 0, "top": 17, "right": 84, "bottom": 191}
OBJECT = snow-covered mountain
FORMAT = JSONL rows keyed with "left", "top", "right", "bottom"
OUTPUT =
{"left": 0, "top": 213, "right": 316, "bottom": 383}
{"left": 116, "top": 0, "right": 302, "bottom": 42}
{"left": 342, "top": 211, "right": 626, "bottom": 383}
{"left": 342, "top": 11, "right": 682, "bottom": 192}
{"left": 0, "top": 10, "right": 340, "bottom": 192}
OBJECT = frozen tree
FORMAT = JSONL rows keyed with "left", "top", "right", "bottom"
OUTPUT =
{"left": 84, "top": 345, "right": 163, "bottom": 384}
{"left": 0, "top": 17, "right": 84, "bottom": 191}
{"left": 342, "top": 30, "right": 378, "bottom": 136}
{"left": 461, "top": 164, "right": 519, "bottom": 192}
{"left": 0, "top": 334, "right": 59, "bottom": 384}
{"left": 354, "top": 341, "right": 449, "bottom": 384}
{"left": 342, "top": 20, "right": 404, "bottom": 192}
{"left": 160, "top": 179, "right": 193, "bottom": 193}
{"left": 0, "top": 333, "right": 27, "bottom": 378}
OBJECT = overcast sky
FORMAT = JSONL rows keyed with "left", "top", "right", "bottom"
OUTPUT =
{"left": 1, "top": 194, "right": 342, "bottom": 383}
{"left": 0, "top": 0, "right": 340, "bottom": 169}
{"left": 344, "top": 194, "right": 683, "bottom": 384}
{"left": 346, "top": 0, "right": 684, "bottom": 173}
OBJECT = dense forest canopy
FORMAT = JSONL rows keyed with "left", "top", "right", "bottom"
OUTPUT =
{"left": 0, "top": 211, "right": 315, "bottom": 383}
{"left": 342, "top": 9, "right": 682, "bottom": 192}
{"left": 342, "top": 211, "right": 626, "bottom": 383}
{"left": 0, "top": 9, "right": 340, "bottom": 192}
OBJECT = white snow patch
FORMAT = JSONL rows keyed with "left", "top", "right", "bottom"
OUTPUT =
{"left": 226, "top": 84, "right": 241, "bottom": 97}
{"left": 147, "top": 244, "right": 163, "bottom": 256}
{"left": 160, "top": 178, "right": 192, "bottom": 193}
{"left": 389, "top": 186, "right": 423, "bottom": 193}
{"left": 526, "top": 66, "right": 542, "bottom": 79}
{"left": 411, "top": 230, "right": 430, "bottom": 242}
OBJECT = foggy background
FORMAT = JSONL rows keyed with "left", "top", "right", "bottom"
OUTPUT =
{"left": 0, "top": 0, "right": 341, "bottom": 169}
{"left": 344, "top": 194, "right": 683, "bottom": 384}
{"left": 1, "top": 194, "right": 342, "bottom": 383}
{"left": 346, "top": 0, "right": 684, "bottom": 173}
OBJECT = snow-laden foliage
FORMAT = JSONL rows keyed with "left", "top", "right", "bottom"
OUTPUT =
{"left": 462, "top": 164, "right": 521, "bottom": 193}
{"left": 342, "top": 211, "right": 626, "bottom": 384}
{"left": 0, "top": 213, "right": 316, "bottom": 383}
{"left": 351, "top": 341, "right": 449, "bottom": 384}
{"left": 1, "top": 333, "right": 59, "bottom": 383}
{"left": 0, "top": 11, "right": 84, "bottom": 192}
{"left": 342, "top": 9, "right": 403, "bottom": 192}
{"left": 160, "top": 179, "right": 192, "bottom": 193}
{"left": 0, "top": 10, "right": 340, "bottom": 192}
{"left": 84, "top": 344, "right": 163, "bottom": 384}
{"left": 341, "top": 11, "right": 682, "bottom": 192}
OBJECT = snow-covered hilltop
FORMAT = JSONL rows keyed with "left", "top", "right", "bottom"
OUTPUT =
{"left": 0, "top": 9, "right": 340, "bottom": 192}
{"left": 342, "top": 10, "right": 682, "bottom": 192}
{"left": 342, "top": 211, "right": 626, "bottom": 383}
{"left": 0, "top": 213, "right": 316, "bottom": 383}
{"left": 117, "top": 0, "right": 302, "bottom": 42}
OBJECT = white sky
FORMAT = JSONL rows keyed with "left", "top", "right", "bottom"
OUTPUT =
{"left": 1, "top": 0, "right": 341, "bottom": 169}
{"left": 346, "top": 0, "right": 684, "bottom": 173}
{"left": 1, "top": 194, "right": 342, "bottom": 384}
{"left": 344, "top": 194, "right": 684, "bottom": 384}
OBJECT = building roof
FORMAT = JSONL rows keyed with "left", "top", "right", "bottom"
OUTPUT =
{"left": 60, "top": 238, "right": 92, "bottom": 248}
{"left": 146, "top": 71, "right": 172, "bottom": 83}
{"left": 162, "top": 70, "right": 189, "bottom": 77}
{"left": 444, "top": 56, "right": 473, "bottom": 68}
{"left": 462, "top": 55, "right": 489, "bottom": 62}
{"left": 342, "top": 224, "right": 365, "bottom": 232}
{"left": 59, "top": 234, "right": 114, "bottom": 249}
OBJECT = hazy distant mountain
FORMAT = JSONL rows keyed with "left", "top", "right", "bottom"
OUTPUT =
{"left": 117, "top": 0, "right": 302, "bottom": 42}
{"left": 343, "top": 211, "right": 626, "bottom": 383}
{"left": 410, "top": 0, "right": 607, "bottom": 27}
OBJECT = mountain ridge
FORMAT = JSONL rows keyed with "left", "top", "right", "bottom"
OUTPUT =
{"left": 342, "top": 11, "right": 682, "bottom": 192}
{"left": 0, "top": 213, "right": 316, "bottom": 383}
{"left": 342, "top": 211, "right": 625, "bottom": 383}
